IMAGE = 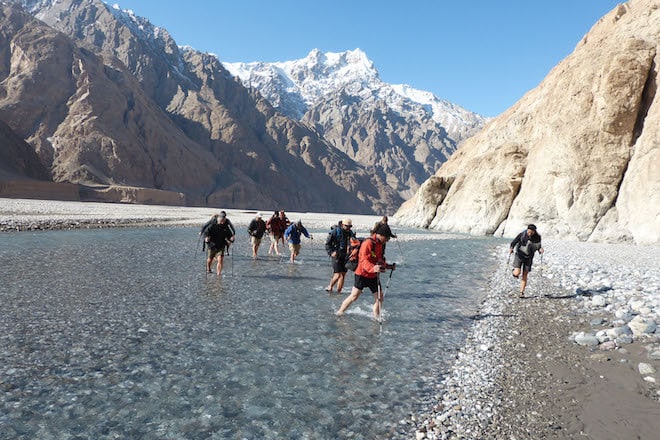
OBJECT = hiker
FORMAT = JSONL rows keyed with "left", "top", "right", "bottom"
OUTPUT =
{"left": 277, "top": 210, "right": 291, "bottom": 249}
{"left": 324, "top": 218, "right": 356, "bottom": 294}
{"left": 284, "top": 220, "right": 311, "bottom": 263}
{"left": 336, "top": 223, "right": 396, "bottom": 319}
{"left": 509, "top": 224, "right": 544, "bottom": 297}
{"left": 247, "top": 212, "right": 267, "bottom": 259}
{"left": 203, "top": 212, "right": 235, "bottom": 274}
{"left": 267, "top": 210, "right": 287, "bottom": 256}
{"left": 199, "top": 214, "right": 218, "bottom": 251}
{"left": 371, "top": 215, "right": 397, "bottom": 252}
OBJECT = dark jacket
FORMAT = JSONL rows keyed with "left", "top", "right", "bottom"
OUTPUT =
{"left": 248, "top": 218, "right": 267, "bottom": 239}
{"left": 325, "top": 225, "right": 355, "bottom": 257}
{"left": 510, "top": 230, "right": 542, "bottom": 261}
{"left": 205, "top": 222, "right": 234, "bottom": 251}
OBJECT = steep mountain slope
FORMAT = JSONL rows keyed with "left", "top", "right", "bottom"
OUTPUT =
{"left": 225, "top": 49, "right": 487, "bottom": 199}
{"left": 0, "top": 118, "right": 50, "bottom": 180}
{"left": 2, "top": 0, "right": 400, "bottom": 213}
{"left": 395, "top": 0, "right": 659, "bottom": 245}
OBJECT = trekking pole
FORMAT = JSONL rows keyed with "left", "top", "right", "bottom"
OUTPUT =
{"left": 395, "top": 238, "right": 405, "bottom": 264}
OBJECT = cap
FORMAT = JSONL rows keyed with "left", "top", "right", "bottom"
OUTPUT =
{"left": 256, "top": 212, "right": 262, "bottom": 218}
{"left": 374, "top": 223, "right": 394, "bottom": 238}
{"left": 342, "top": 217, "right": 353, "bottom": 226}
{"left": 527, "top": 224, "right": 537, "bottom": 231}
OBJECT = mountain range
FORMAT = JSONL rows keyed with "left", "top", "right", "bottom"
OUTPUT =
{"left": 225, "top": 49, "right": 486, "bottom": 199}
{"left": 0, "top": 0, "right": 485, "bottom": 213}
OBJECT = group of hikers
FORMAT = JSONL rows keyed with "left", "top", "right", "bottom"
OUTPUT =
{"left": 199, "top": 210, "right": 545, "bottom": 318}
{"left": 199, "top": 211, "right": 399, "bottom": 319}
{"left": 199, "top": 210, "right": 312, "bottom": 270}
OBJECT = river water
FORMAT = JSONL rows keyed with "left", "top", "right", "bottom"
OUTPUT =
{"left": 0, "top": 226, "right": 501, "bottom": 439}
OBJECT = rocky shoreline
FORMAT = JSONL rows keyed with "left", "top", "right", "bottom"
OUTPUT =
{"left": 405, "top": 240, "right": 660, "bottom": 439}
{"left": 2, "top": 198, "right": 659, "bottom": 439}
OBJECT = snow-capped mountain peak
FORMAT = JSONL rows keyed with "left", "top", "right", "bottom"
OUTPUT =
{"left": 224, "top": 48, "right": 487, "bottom": 137}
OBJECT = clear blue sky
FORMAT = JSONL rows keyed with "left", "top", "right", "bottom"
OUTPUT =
{"left": 111, "top": 0, "right": 622, "bottom": 117}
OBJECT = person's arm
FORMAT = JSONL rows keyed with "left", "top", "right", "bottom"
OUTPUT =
{"left": 325, "top": 231, "right": 335, "bottom": 256}
{"left": 510, "top": 232, "right": 522, "bottom": 253}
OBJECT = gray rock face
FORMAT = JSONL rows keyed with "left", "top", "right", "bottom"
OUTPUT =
{"left": 0, "top": 1, "right": 400, "bottom": 213}
{"left": 395, "top": 0, "right": 660, "bottom": 245}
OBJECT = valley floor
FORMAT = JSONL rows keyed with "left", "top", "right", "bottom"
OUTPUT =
{"left": 2, "top": 198, "right": 659, "bottom": 440}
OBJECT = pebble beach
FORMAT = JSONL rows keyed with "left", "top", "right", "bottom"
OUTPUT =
{"left": 2, "top": 198, "right": 659, "bottom": 439}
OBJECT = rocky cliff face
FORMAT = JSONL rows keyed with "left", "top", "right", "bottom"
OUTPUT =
{"left": 395, "top": 0, "right": 659, "bottom": 245}
{"left": 0, "top": 0, "right": 400, "bottom": 213}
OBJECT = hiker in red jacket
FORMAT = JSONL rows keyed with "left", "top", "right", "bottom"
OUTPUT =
{"left": 267, "top": 211, "right": 288, "bottom": 256}
{"left": 336, "top": 224, "right": 396, "bottom": 320}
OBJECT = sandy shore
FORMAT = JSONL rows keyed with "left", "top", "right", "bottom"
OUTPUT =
{"left": 2, "top": 198, "right": 659, "bottom": 439}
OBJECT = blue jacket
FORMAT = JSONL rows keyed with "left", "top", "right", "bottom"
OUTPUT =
{"left": 284, "top": 223, "right": 309, "bottom": 245}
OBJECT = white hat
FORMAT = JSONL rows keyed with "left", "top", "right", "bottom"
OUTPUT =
{"left": 256, "top": 212, "right": 262, "bottom": 218}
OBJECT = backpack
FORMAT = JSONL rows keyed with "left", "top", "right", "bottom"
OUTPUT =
{"left": 345, "top": 237, "right": 372, "bottom": 271}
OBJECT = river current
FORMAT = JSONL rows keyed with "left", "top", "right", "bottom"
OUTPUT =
{"left": 0, "top": 226, "right": 501, "bottom": 439}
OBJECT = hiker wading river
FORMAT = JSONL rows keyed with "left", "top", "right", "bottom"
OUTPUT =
{"left": 336, "top": 224, "right": 396, "bottom": 320}
{"left": 202, "top": 212, "right": 235, "bottom": 274}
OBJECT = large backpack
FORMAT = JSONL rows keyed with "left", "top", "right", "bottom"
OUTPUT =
{"left": 345, "top": 237, "right": 372, "bottom": 271}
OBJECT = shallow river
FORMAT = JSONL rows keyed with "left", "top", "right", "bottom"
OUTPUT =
{"left": 0, "top": 226, "right": 501, "bottom": 439}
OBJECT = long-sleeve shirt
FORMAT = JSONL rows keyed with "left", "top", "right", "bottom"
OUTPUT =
{"left": 284, "top": 224, "right": 309, "bottom": 245}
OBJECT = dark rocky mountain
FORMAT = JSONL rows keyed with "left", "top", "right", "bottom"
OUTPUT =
{"left": 0, "top": 0, "right": 401, "bottom": 213}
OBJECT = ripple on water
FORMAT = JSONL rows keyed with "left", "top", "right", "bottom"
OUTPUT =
{"left": 0, "top": 227, "right": 502, "bottom": 438}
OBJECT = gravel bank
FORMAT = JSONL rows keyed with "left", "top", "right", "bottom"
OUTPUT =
{"left": 406, "top": 240, "right": 660, "bottom": 439}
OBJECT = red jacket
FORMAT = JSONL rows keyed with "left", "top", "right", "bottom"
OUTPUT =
{"left": 355, "top": 235, "right": 387, "bottom": 278}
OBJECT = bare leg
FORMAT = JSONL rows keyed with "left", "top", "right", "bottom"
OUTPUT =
{"left": 519, "top": 270, "right": 529, "bottom": 296}
{"left": 252, "top": 241, "right": 258, "bottom": 259}
{"left": 336, "top": 273, "right": 346, "bottom": 294}
{"left": 373, "top": 284, "right": 384, "bottom": 320}
{"left": 206, "top": 257, "right": 213, "bottom": 272}
{"left": 327, "top": 273, "right": 340, "bottom": 292}
{"left": 336, "top": 287, "right": 362, "bottom": 315}
{"left": 216, "top": 254, "right": 224, "bottom": 275}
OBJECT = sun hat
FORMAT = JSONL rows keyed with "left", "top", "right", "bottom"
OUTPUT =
{"left": 342, "top": 218, "right": 353, "bottom": 226}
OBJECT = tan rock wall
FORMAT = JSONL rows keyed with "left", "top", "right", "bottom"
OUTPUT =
{"left": 396, "top": 0, "right": 660, "bottom": 244}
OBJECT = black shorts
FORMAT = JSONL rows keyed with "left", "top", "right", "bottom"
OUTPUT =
{"left": 331, "top": 254, "right": 347, "bottom": 273}
{"left": 354, "top": 274, "right": 379, "bottom": 293}
{"left": 513, "top": 254, "right": 532, "bottom": 272}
